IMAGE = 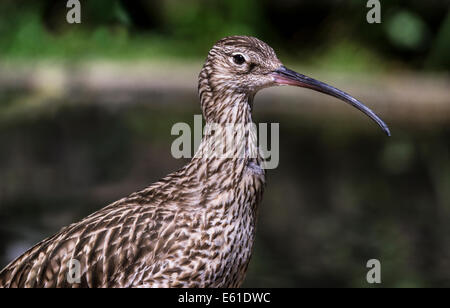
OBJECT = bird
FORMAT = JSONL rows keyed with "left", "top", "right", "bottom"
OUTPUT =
{"left": 0, "top": 36, "right": 390, "bottom": 288}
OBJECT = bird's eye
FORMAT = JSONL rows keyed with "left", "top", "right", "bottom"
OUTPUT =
{"left": 232, "top": 54, "right": 246, "bottom": 65}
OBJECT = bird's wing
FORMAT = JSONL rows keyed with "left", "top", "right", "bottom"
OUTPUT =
{"left": 0, "top": 194, "right": 174, "bottom": 288}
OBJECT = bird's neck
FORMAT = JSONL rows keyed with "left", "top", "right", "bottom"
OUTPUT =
{"left": 194, "top": 89, "right": 258, "bottom": 162}
{"left": 192, "top": 70, "right": 261, "bottom": 180}
{"left": 202, "top": 91, "right": 254, "bottom": 125}
{"left": 198, "top": 64, "right": 254, "bottom": 125}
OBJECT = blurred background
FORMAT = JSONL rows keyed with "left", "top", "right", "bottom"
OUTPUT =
{"left": 0, "top": 0, "right": 449, "bottom": 287}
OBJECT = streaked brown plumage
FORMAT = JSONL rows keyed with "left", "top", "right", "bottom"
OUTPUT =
{"left": 0, "top": 36, "right": 389, "bottom": 288}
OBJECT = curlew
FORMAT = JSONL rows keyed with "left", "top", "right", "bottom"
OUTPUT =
{"left": 0, "top": 36, "right": 389, "bottom": 288}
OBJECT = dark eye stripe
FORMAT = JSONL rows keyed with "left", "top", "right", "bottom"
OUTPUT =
{"left": 232, "top": 54, "right": 245, "bottom": 65}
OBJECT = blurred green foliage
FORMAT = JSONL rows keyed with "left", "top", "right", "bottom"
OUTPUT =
{"left": 0, "top": 0, "right": 448, "bottom": 70}
{"left": 386, "top": 10, "right": 429, "bottom": 50}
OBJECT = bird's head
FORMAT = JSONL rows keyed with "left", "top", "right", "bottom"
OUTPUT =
{"left": 201, "top": 36, "right": 282, "bottom": 95}
{"left": 200, "top": 36, "right": 390, "bottom": 135}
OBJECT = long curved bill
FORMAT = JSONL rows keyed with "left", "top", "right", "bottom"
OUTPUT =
{"left": 271, "top": 66, "right": 390, "bottom": 136}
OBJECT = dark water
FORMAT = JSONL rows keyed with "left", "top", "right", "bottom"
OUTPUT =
{"left": 0, "top": 101, "right": 449, "bottom": 287}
